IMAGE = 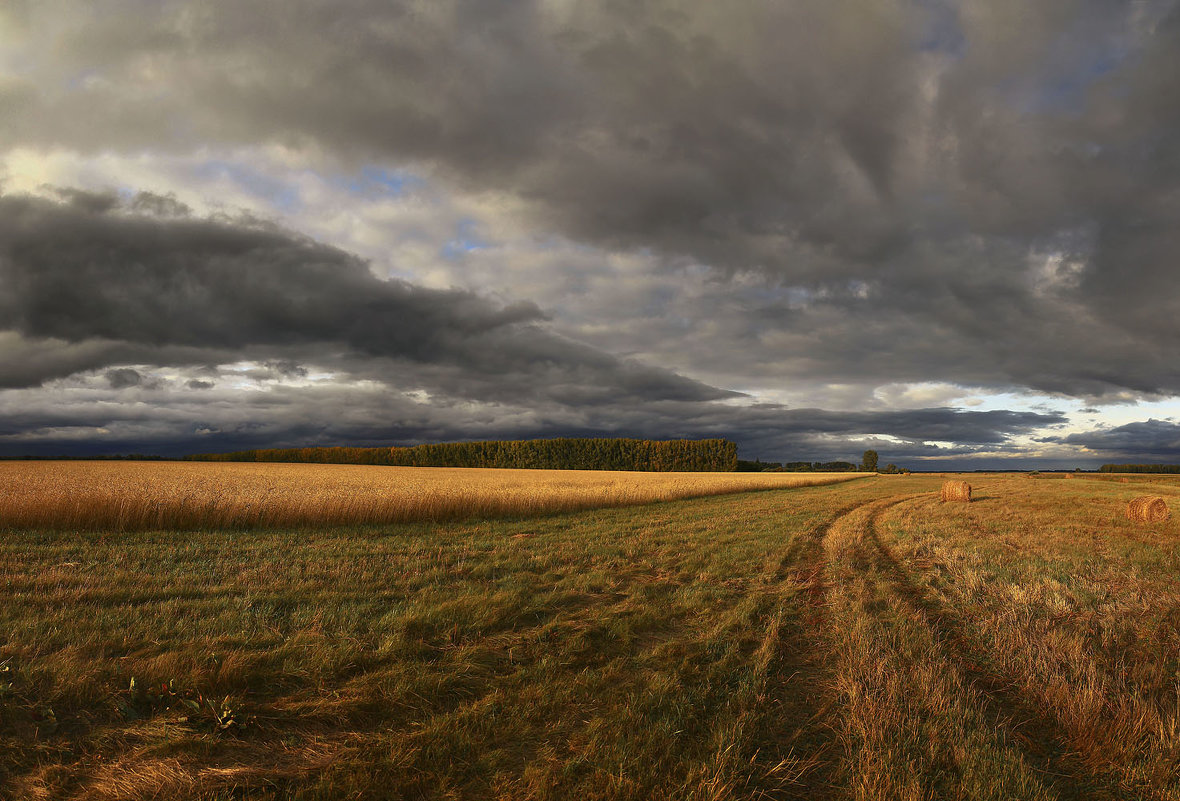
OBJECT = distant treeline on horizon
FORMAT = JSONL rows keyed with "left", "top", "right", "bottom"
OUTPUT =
{"left": 186, "top": 437, "right": 739, "bottom": 472}
{"left": 1098, "top": 464, "right": 1180, "bottom": 474}
{"left": 736, "top": 460, "right": 861, "bottom": 472}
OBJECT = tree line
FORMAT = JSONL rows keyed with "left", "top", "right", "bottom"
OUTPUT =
{"left": 187, "top": 437, "right": 738, "bottom": 472}
{"left": 737, "top": 460, "right": 860, "bottom": 472}
{"left": 735, "top": 451, "right": 905, "bottom": 474}
{"left": 1098, "top": 464, "right": 1180, "bottom": 474}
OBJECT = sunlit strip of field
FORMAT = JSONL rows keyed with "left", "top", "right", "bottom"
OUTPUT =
{"left": 0, "top": 461, "right": 870, "bottom": 531}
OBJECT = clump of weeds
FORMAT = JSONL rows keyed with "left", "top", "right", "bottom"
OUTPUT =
{"left": 120, "top": 676, "right": 254, "bottom": 734}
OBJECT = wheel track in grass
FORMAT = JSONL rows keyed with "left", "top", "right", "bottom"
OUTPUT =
{"left": 750, "top": 493, "right": 914, "bottom": 799}
{"left": 862, "top": 496, "right": 1148, "bottom": 801}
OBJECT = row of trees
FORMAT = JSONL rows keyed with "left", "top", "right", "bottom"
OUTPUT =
{"left": 1098, "top": 464, "right": 1180, "bottom": 473}
{"left": 188, "top": 437, "right": 739, "bottom": 472}
{"left": 737, "top": 460, "right": 863, "bottom": 472}
{"left": 737, "top": 451, "right": 904, "bottom": 473}
{"left": 189, "top": 440, "right": 913, "bottom": 474}
{"left": 793, "top": 461, "right": 860, "bottom": 472}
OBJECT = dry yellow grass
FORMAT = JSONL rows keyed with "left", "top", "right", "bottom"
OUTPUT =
{"left": 846, "top": 476, "right": 1180, "bottom": 797}
{"left": 0, "top": 461, "right": 870, "bottom": 531}
{"left": 6, "top": 475, "right": 1180, "bottom": 798}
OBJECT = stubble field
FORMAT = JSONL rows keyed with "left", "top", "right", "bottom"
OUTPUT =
{"left": 2, "top": 467, "right": 1179, "bottom": 799}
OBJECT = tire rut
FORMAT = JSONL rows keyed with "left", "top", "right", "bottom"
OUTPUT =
{"left": 863, "top": 497, "right": 1143, "bottom": 801}
{"left": 758, "top": 494, "right": 912, "bottom": 799}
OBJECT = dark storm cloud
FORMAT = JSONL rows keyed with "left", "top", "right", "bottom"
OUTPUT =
{"left": 0, "top": 191, "right": 540, "bottom": 355}
{"left": 0, "top": 190, "right": 731, "bottom": 404}
{"left": 105, "top": 368, "right": 144, "bottom": 389}
{"left": 0, "top": 185, "right": 1067, "bottom": 461}
{"left": 735, "top": 407, "right": 1065, "bottom": 447}
{"left": 129, "top": 191, "right": 192, "bottom": 218}
{"left": 1063, "top": 419, "right": 1180, "bottom": 460}
{"left": 604, "top": 404, "right": 1068, "bottom": 464}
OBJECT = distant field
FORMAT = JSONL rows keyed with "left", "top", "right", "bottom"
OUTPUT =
{"left": 0, "top": 461, "right": 868, "bottom": 532}
{"left": 3, "top": 474, "right": 1179, "bottom": 799}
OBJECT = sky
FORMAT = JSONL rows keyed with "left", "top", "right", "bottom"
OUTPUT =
{"left": 2, "top": 1, "right": 1180, "bottom": 469}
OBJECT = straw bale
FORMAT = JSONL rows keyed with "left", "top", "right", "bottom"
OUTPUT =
{"left": 1126, "top": 496, "right": 1169, "bottom": 523}
{"left": 940, "top": 480, "right": 971, "bottom": 502}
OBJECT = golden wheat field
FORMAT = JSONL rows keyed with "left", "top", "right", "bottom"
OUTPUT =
{"left": 0, "top": 461, "right": 869, "bottom": 531}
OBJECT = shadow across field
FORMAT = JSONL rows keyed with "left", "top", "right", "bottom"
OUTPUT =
{"left": 865, "top": 500, "right": 1133, "bottom": 801}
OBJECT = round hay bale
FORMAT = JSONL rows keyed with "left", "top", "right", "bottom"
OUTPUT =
{"left": 1119, "top": 477, "right": 1130, "bottom": 483}
{"left": 1126, "top": 496, "right": 1169, "bottom": 523}
{"left": 940, "top": 480, "right": 972, "bottom": 502}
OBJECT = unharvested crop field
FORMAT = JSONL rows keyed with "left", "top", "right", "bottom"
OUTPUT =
{"left": 0, "top": 461, "right": 867, "bottom": 532}
{"left": 3, "top": 473, "right": 1180, "bottom": 799}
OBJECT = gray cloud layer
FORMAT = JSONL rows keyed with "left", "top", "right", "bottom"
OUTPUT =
{"left": 0, "top": 190, "right": 728, "bottom": 406}
{"left": 0, "top": 377, "right": 1063, "bottom": 464}
{"left": 5, "top": 1, "right": 1180, "bottom": 398}
{"left": 2, "top": 1, "right": 1179, "bottom": 462}
{"left": 1063, "top": 420, "right": 1180, "bottom": 461}
{"left": 0, "top": 189, "right": 1063, "bottom": 462}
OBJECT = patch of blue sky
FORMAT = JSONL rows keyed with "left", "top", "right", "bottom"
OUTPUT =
{"left": 440, "top": 217, "right": 490, "bottom": 260}
{"left": 783, "top": 286, "right": 819, "bottom": 309}
{"left": 956, "top": 389, "right": 1180, "bottom": 439}
{"left": 64, "top": 68, "right": 99, "bottom": 91}
{"left": 912, "top": 1, "right": 1143, "bottom": 116}
{"left": 636, "top": 284, "right": 679, "bottom": 319}
{"left": 962, "top": 390, "right": 1069, "bottom": 416}
{"left": 1090, "top": 397, "right": 1180, "bottom": 427}
{"left": 893, "top": 387, "right": 1069, "bottom": 435}
{"left": 728, "top": 281, "right": 815, "bottom": 310}
{"left": 333, "top": 165, "right": 424, "bottom": 199}
{"left": 912, "top": 0, "right": 965, "bottom": 56}
{"left": 1020, "top": 50, "right": 1129, "bottom": 115}
{"left": 1006, "top": 10, "right": 1139, "bottom": 116}
{"left": 192, "top": 160, "right": 302, "bottom": 213}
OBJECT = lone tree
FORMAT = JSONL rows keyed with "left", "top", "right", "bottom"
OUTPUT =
{"left": 861, "top": 450, "right": 879, "bottom": 473}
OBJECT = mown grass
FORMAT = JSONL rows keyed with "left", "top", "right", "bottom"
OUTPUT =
{"left": 859, "top": 476, "right": 1180, "bottom": 799}
{"left": 1, "top": 477, "right": 893, "bottom": 800}
{"left": 3, "top": 473, "right": 1179, "bottom": 799}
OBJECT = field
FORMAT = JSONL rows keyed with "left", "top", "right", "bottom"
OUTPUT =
{"left": 0, "top": 462, "right": 866, "bottom": 532}
{"left": 2, "top": 468, "right": 1179, "bottom": 799}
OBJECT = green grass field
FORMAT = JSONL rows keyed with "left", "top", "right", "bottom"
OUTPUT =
{"left": 3, "top": 474, "right": 1179, "bottom": 799}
